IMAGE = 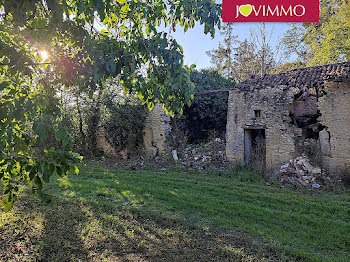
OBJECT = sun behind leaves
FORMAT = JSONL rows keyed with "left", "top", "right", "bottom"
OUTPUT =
{"left": 0, "top": 0, "right": 221, "bottom": 211}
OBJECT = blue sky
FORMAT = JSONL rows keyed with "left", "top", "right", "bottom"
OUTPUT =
{"left": 162, "top": 22, "right": 293, "bottom": 69}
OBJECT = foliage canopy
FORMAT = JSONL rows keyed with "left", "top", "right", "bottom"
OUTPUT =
{"left": 0, "top": 0, "right": 221, "bottom": 210}
{"left": 283, "top": 0, "right": 350, "bottom": 66}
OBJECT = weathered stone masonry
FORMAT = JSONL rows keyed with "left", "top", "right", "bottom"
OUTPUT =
{"left": 226, "top": 62, "right": 350, "bottom": 175}
{"left": 226, "top": 85, "right": 297, "bottom": 169}
{"left": 143, "top": 104, "right": 172, "bottom": 156}
{"left": 318, "top": 81, "right": 350, "bottom": 174}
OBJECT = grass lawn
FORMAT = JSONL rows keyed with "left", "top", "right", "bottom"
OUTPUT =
{"left": 0, "top": 165, "right": 349, "bottom": 261}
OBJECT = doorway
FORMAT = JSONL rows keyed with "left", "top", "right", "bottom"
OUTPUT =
{"left": 244, "top": 129, "right": 266, "bottom": 168}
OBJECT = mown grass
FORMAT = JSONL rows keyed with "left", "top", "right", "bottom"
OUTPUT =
{"left": 0, "top": 165, "right": 349, "bottom": 261}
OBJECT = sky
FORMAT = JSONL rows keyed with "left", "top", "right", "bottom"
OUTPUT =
{"left": 93, "top": 3, "right": 296, "bottom": 70}
{"left": 161, "top": 22, "right": 293, "bottom": 69}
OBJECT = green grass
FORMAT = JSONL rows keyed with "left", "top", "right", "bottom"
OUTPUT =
{"left": 1, "top": 165, "right": 349, "bottom": 261}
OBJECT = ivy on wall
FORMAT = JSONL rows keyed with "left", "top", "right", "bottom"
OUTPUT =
{"left": 176, "top": 69, "right": 235, "bottom": 143}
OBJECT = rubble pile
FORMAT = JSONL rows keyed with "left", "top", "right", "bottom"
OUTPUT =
{"left": 279, "top": 157, "right": 326, "bottom": 188}
{"left": 179, "top": 138, "right": 229, "bottom": 170}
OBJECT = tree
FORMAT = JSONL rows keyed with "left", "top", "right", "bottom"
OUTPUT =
{"left": 206, "top": 23, "right": 237, "bottom": 78}
{"left": 250, "top": 23, "right": 282, "bottom": 77}
{"left": 0, "top": 0, "right": 221, "bottom": 211}
{"left": 231, "top": 40, "right": 262, "bottom": 81}
{"left": 208, "top": 23, "right": 284, "bottom": 82}
{"left": 283, "top": 0, "right": 350, "bottom": 66}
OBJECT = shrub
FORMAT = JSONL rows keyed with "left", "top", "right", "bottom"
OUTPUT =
{"left": 173, "top": 69, "right": 235, "bottom": 144}
{"left": 103, "top": 97, "right": 147, "bottom": 155}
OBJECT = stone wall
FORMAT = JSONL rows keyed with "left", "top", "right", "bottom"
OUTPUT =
{"left": 317, "top": 81, "right": 350, "bottom": 174}
{"left": 143, "top": 104, "right": 172, "bottom": 156}
{"left": 226, "top": 85, "right": 297, "bottom": 170}
{"left": 96, "top": 126, "right": 128, "bottom": 159}
{"left": 226, "top": 80, "right": 350, "bottom": 175}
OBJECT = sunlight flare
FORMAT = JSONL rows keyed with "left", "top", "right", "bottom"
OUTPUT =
{"left": 39, "top": 50, "right": 49, "bottom": 61}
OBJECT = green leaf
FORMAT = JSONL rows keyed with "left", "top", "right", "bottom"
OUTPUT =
{"left": 121, "top": 4, "right": 129, "bottom": 16}
{"left": 89, "top": 90, "right": 94, "bottom": 99}
{"left": 56, "top": 166, "right": 63, "bottom": 177}
{"left": 178, "top": 44, "right": 184, "bottom": 53}
{"left": 146, "top": 25, "right": 151, "bottom": 36}
{"left": 148, "top": 102, "right": 154, "bottom": 111}
{"left": 4, "top": 200, "right": 13, "bottom": 212}
{"left": 33, "top": 119, "right": 49, "bottom": 143}
{"left": 42, "top": 169, "right": 50, "bottom": 183}
{"left": 33, "top": 175, "right": 43, "bottom": 190}
{"left": 137, "top": 92, "right": 144, "bottom": 100}
{"left": 62, "top": 135, "right": 69, "bottom": 147}
{"left": 101, "top": 30, "right": 110, "bottom": 36}
{"left": 184, "top": 22, "right": 189, "bottom": 32}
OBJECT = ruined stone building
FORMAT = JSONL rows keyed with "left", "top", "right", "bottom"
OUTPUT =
{"left": 143, "top": 104, "right": 172, "bottom": 157}
{"left": 226, "top": 62, "right": 350, "bottom": 175}
{"left": 97, "top": 104, "right": 172, "bottom": 159}
{"left": 127, "top": 62, "right": 349, "bottom": 177}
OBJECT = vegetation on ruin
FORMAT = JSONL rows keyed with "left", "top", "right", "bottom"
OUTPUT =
{"left": 208, "top": 23, "right": 285, "bottom": 81}
{"left": 0, "top": 0, "right": 221, "bottom": 210}
{"left": 172, "top": 69, "right": 234, "bottom": 144}
{"left": 1, "top": 165, "right": 349, "bottom": 261}
{"left": 1, "top": 0, "right": 349, "bottom": 260}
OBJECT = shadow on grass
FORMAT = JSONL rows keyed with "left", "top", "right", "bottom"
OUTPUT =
{"left": 39, "top": 200, "right": 90, "bottom": 261}
{"left": 0, "top": 196, "right": 91, "bottom": 261}
{"left": 1, "top": 166, "right": 349, "bottom": 261}
{"left": 0, "top": 179, "right": 281, "bottom": 261}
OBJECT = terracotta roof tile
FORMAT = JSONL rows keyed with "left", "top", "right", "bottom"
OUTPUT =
{"left": 237, "top": 62, "right": 350, "bottom": 90}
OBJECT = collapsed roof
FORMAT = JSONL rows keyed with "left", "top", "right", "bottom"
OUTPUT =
{"left": 195, "top": 62, "right": 350, "bottom": 97}
{"left": 237, "top": 62, "right": 350, "bottom": 91}
{"left": 232, "top": 62, "right": 350, "bottom": 100}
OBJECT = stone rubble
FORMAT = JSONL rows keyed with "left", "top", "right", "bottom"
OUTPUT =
{"left": 279, "top": 157, "right": 326, "bottom": 188}
{"left": 172, "top": 150, "right": 179, "bottom": 161}
{"left": 179, "top": 138, "right": 229, "bottom": 170}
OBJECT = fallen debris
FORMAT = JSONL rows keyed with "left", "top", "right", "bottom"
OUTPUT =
{"left": 179, "top": 138, "right": 229, "bottom": 170}
{"left": 279, "top": 157, "right": 328, "bottom": 188}
{"left": 172, "top": 150, "right": 179, "bottom": 161}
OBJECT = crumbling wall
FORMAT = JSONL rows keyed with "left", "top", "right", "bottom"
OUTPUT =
{"left": 288, "top": 93, "right": 321, "bottom": 165}
{"left": 289, "top": 96, "right": 318, "bottom": 120}
{"left": 317, "top": 81, "right": 350, "bottom": 175}
{"left": 226, "top": 86, "right": 297, "bottom": 169}
{"left": 96, "top": 126, "right": 128, "bottom": 159}
{"left": 226, "top": 62, "right": 350, "bottom": 173}
{"left": 143, "top": 104, "right": 172, "bottom": 156}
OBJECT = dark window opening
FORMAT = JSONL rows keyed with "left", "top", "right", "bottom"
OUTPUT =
{"left": 254, "top": 110, "right": 261, "bottom": 118}
{"left": 304, "top": 128, "right": 319, "bottom": 139}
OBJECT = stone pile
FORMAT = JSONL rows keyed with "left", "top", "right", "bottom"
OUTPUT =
{"left": 279, "top": 157, "right": 324, "bottom": 188}
{"left": 179, "top": 138, "right": 228, "bottom": 170}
